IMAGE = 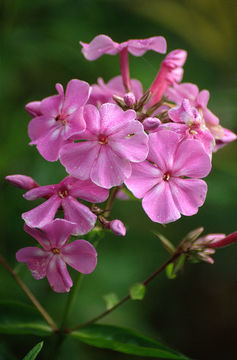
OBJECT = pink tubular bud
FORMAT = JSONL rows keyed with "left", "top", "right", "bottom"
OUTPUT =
{"left": 5, "top": 175, "right": 38, "bottom": 190}
{"left": 109, "top": 220, "right": 126, "bottom": 236}
{"left": 124, "top": 92, "right": 136, "bottom": 108}
{"left": 162, "top": 49, "right": 187, "bottom": 69}
{"left": 209, "top": 231, "right": 237, "bottom": 248}
{"left": 143, "top": 117, "right": 161, "bottom": 132}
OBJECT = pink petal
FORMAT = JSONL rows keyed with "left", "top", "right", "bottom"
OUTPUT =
{"left": 80, "top": 35, "right": 119, "bottom": 60}
{"left": 22, "top": 195, "right": 61, "bottom": 228}
{"left": 166, "top": 83, "right": 199, "bottom": 105}
{"left": 99, "top": 103, "right": 136, "bottom": 135}
{"left": 25, "top": 101, "right": 42, "bottom": 117}
{"left": 62, "top": 197, "right": 97, "bottom": 235}
{"left": 46, "top": 256, "right": 72, "bottom": 293}
{"left": 142, "top": 181, "right": 181, "bottom": 223}
{"left": 5, "top": 175, "right": 38, "bottom": 190}
{"left": 170, "top": 178, "right": 207, "bottom": 216}
{"left": 109, "top": 120, "right": 148, "bottom": 162}
{"left": 91, "top": 146, "right": 131, "bottom": 188}
{"left": 82, "top": 105, "right": 101, "bottom": 136}
{"left": 28, "top": 115, "right": 56, "bottom": 142}
{"left": 127, "top": 36, "right": 167, "bottom": 56}
{"left": 63, "top": 107, "right": 86, "bottom": 139}
{"left": 41, "top": 218, "right": 75, "bottom": 248}
{"left": 172, "top": 139, "right": 211, "bottom": 178}
{"left": 24, "top": 185, "right": 56, "bottom": 200}
{"left": 63, "top": 79, "right": 90, "bottom": 114}
{"left": 36, "top": 126, "right": 66, "bottom": 161}
{"left": 24, "top": 224, "right": 50, "bottom": 250}
{"left": 125, "top": 161, "right": 162, "bottom": 198}
{"left": 69, "top": 179, "right": 109, "bottom": 203}
{"left": 61, "top": 240, "right": 97, "bottom": 274}
{"left": 148, "top": 130, "right": 180, "bottom": 172}
{"left": 203, "top": 108, "right": 219, "bottom": 126}
{"left": 40, "top": 94, "right": 63, "bottom": 117}
{"left": 16, "top": 247, "right": 50, "bottom": 280}
{"left": 60, "top": 141, "right": 100, "bottom": 180}
{"left": 197, "top": 90, "right": 210, "bottom": 108}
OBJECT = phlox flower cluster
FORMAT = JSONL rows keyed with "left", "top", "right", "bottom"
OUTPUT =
{"left": 6, "top": 34, "right": 236, "bottom": 292}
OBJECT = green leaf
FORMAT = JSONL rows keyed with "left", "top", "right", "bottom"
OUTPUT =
{"left": 23, "top": 341, "right": 43, "bottom": 360}
{"left": 129, "top": 283, "right": 146, "bottom": 300}
{"left": 0, "top": 301, "right": 52, "bottom": 336}
{"left": 71, "top": 324, "right": 190, "bottom": 359}
{"left": 166, "top": 263, "right": 176, "bottom": 279}
{"left": 103, "top": 293, "right": 119, "bottom": 310}
{"left": 154, "top": 232, "right": 176, "bottom": 255}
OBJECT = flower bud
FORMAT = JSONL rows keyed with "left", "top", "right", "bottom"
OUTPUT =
{"left": 163, "top": 49, "right": 187, "bottom": 69}
{"left": 143, "top": 117, "right": 161, "bottom": 132}
{"left": 209, "top": 231, "right": 237, "bottom": 248}
{"left": 109, "top": 220, "right": 126, "bottom": 236}
{"left": 124, "top": 92, "right": 136, "bottom": 108}
{"left": 5, "top": 175, "right": 38, "bottom": 190}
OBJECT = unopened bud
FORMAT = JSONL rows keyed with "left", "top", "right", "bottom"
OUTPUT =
{"left": 123, "top": 92, "right": 136, "bottom": 108}
{"left": 143, "top": 117, "right": 161, "bottom": 132}
{"left": 5, "top": 175, "right": 38, "bottom": 190}
{"left": 163, "top": 49, "right": 187, "bottom": 69}
{"left": 113, "top": 95, "right": 126, "bottom": 109}
{"left": 110, "top": 220, "right": 126, "bottom": 236}
{"left": 136, "top": 90, "right": 151, "bottom": 111}
{"left": 209, "top": 231, "right": 237, "bottom": 248}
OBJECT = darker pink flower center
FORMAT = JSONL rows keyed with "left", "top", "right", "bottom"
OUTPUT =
{"left": 58, "top": 188, "right": 68, "bottom": 198}
{"left": 52, "top": 248, "right": 60, "bottom": 254}
{"left": 55, "top": 114, "right": 67, "bottom": 126}
{"left": 98, "top": 134, "right": 108, "bottom": 145}
{"left": 163, "top": 172, "right": 171, "bottom": 181}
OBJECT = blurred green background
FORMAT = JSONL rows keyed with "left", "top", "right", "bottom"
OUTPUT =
{"left": 0, "top": 0, "right": 237, "bottom": 359}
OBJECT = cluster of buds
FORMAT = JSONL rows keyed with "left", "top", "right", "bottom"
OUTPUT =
{"left": 6, "top": 34, "right": 236, "bottom": 292}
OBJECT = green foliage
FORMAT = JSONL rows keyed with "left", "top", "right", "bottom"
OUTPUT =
{"left": 103, "top": 292, "right": 119, "bottom": 310}
{"left": 71, "top": 324, "right": 190, "bottom": 359}
{"left": 154, "top": 232, "right": 176, "bottom": 255}
{"left": 22, "top": 342, "right": 43, "bottom": 360}
{"left": 0, "top": 302, "right": 52, "bottom": 336}
{"left": 129, "top": 283, "right": 146, "bottom": 300}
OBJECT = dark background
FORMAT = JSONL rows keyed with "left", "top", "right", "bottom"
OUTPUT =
{"left": 0, "top": 0, "right": 237, "bottom": 359}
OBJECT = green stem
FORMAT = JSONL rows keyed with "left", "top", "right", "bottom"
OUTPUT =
{"left": 66, "top": 251, "right": 182, "bottom": 333}
{"left": 104, "top": 187, "right": 119, "bottom": 218}
{"left": 60, "top": 273, "right": 83, "bottom": 329}
{"left": 0, "top": 253, "right": 58, "bottom": 332}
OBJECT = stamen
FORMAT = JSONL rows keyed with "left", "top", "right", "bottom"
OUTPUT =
{"left": 163, "top": 173, "right": 170, "bottom": 181}
{"left": 98, "top": 135, "right": 108, "bottom": 145}
{"left": 52, "top": 248, "right": 60, "bottom": 254}
{"left": 58, "top": 189, "right": 68, "bottom": 199}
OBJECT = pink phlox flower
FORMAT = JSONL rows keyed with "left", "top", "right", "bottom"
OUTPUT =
{"left": 214, "top": 127, "right": 236, "bottom": 151}
{"left": 166, "top": 99, "right": 214, "bottom": 154}
{"left": 16, "top": 219, "right": 97, "bottom": 292}
{"left": 125, "top": 130, "right": 211, "bottom": 224}
{"left": 60, "top": 103, "right": 149, "bottom": 189}
{"left": 5, "top": 174, "right": 39, "bottom": 190}
{"left": 22, "top": 176, "right": 108, "bottom": 235}
{"left": 149, "top": 49, "right": 187, "bottom": 105}
{"left": 88, "top": 76, "right": 143, "bottom": 107}
{"left": 26, "top": 79, "right": 90, "bottom": 161}
{"left": 80, "top": 34, "right": 167, "bottom": 61}
{"left": 165, "top": 83, "right": 225, "bottom": 140}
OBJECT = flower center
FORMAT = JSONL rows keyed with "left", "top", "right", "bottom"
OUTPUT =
{"left": 52, "top": 248, "right": 60, "bottom": 254}
{"left": 58, "top": 189, "right": 68, "bottom": 198}
{"left": 163, "top": 173, "right": 170, "bottom": 181}
{"left": 55, "top": 114, "right": 67, "bottom": 126}
{"left": 98, "top": 134, "right": 108, "bottom": 145}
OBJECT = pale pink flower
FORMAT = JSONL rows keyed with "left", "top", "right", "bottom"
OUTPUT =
{"left": 27, "top": 79, "right": 90, "bottom": 161}
{"left": 22, "top": 176, "right": 108, "bottom": 235}
{"left": 60, "top": 103, "right": 149, "bottom": 189}
{"left": 5, "top": 175, "right": 38, "bottom": 190}
{"left": 88, "top": 76, "right": 143, "bottom": 107}
{"left": 166, "top": 99, "right": 214, "bottom": 154}
{"left": 16, "top": 219, "right": 97, "bottom": 293}
{"left": 149, "top": 49, "right": 187, "bottom": 105}
{"left": 125, "top": 130, "right": 211, "bottom": 224}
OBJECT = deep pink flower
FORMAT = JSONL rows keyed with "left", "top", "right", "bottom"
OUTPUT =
{"left": 16, "top": 219, "right": 97, "bottom": 293}
{"left": 80, "top": 34, "right": 167, "bottom": 60}
{"left": 125, "top": 130, "right": 211, "bottom": 224}
{"left": 27, "top": 79, "right": 90, "bottom": 161}
{"left": 22, "top": 176, "right": 108, "bottom": 235}
{"left": 60, "top": 103, "right": 149, "bottom": 189}
{"left": 166, "top": 99, "right": 214, "bottom": 154}
{"left": 208, "top": 231, "right": 237, "bottom": 248}
{"left": 5, "top": 175, "right": 39, "bottom": 190}
{"left": 88, "top": 76, "right": 143, "bottom": 107}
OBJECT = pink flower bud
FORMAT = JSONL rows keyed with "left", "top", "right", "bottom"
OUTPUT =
{"left": 143, "top": 117, "right": 161, "bottom": 132}
{"left": 109, "top": 220, "right": 126, "bottom": 236}
{"left": 209, "top": 231, "right": 237, "bottom": 248}
{"left": 124, "top": 92, "right": 136, "bottom": 108}
{"left": 163, "top": 49, "right": 187, "bottom": 69}
{"left": 5, "top": 175, "right": 38, "bottom": 190}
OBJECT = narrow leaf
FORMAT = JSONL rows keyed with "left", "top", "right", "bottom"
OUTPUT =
{"left": 129, "top": 283, "right": 146, "bottom": 300}
{"left": 71, "top": 324, "right": 190, "bottom": 359}
{"left": 23, "top": 341, "right": 43, "bottom": 360}
{"left": 154, "top": 232, "right": 176, "bottom": 254}
{"left": 0, "top": 301, "right": 52, "bottom": 336}
{"left": 166, "top": 263, "right": 176, "bottom": 279}
{"left": 103, "top": 293, "right": 119, "bottom": 310}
